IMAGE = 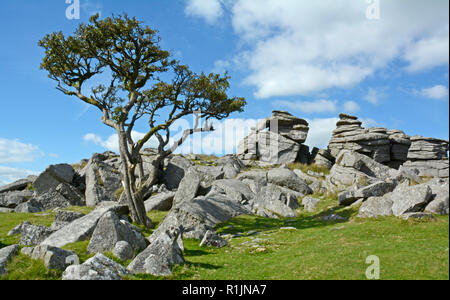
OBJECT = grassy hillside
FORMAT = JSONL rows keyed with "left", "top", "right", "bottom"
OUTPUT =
{"left": 1, "top": 200, "right": 448, "bottom": 280}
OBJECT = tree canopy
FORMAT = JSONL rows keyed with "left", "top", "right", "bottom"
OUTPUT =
{"left": 39, "top": 14, "right": 246, "bottom": 226}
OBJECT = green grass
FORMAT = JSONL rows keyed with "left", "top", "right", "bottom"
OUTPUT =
{"left": 63, "top": 241, "right": 92, "bottom": 263}
{"left": 62, "top": 206, "right": 94, "bottom": 215}
{"left": 1, "top": 199, "right": 448, "bottom": 280}
{"left": 300, "top": 190, "right": 340, "bottom": 213}
{"left": 1, "top": 253, "right": 63, "bottom": 280}
{"left": 170, "top": 214, "right": 449, "bottom": 280}
{"left": 0, "top": 211, "right": 55, "bottom": 246}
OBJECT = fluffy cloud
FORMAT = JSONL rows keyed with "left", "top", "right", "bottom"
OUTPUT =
{"left": 174, "top": 118, "right": 258, "bottom": 155}
{"left": 420, "top": 85, "right": 449, "bottom": 100}
{"left": 83, "top": 131, "right": 159, "bottom": 153}
{"left": 217, "top": 0, "right": 449, "bottom": 98}
{"left": 0, "top": 138, "right": 41, "bottom": 163}
{"left": 82, "top": 114, "right": 380, "bottom": 156}
{"left": 185, "top": 0, "right": 224, "bottom": 24}
{"left": 0, "top": 166, "right": 37, "bottom": 186}
{"left": 272, "top": 99, "right": 337, "bottom": 114}
{"left": 81, "top": 0, "right": 103, "bottom": 17}
{"left": 364, "top": 88, "right": 383, "bottom": 105}
{"left": 404, "top": 35, "right": 450, "bottom": 72}
{"left": 342, "top": 101, "right": 360, "bottom": 113}
{"left": 304, "top": 118, "right": 339, "bottom": 149}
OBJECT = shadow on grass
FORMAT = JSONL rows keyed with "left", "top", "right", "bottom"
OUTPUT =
{"left": 184, "top": 261, "right": 222, "bottom": 271}
{"left": 184, "top": 249, "right": 211, "bottom": 257}
{"left": 216, "top": 206, "right": 359, "bottom": 235}
{"left": 129, "top": 262, "right": 222, "bottom": 280}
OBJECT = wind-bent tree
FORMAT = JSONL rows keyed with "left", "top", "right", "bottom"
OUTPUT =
{"left": 39, "top": 14, "right": 246, "bottom": 227}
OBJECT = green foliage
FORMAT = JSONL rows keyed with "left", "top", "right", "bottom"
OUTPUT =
{"left": 38, "top": 13, "right": 246, "bottom": 144}
{"left": 38, "top": 13, "right": 245, "bottom": 227}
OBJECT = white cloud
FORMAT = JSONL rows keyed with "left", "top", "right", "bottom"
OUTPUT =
{"left": 364, "top": 88, "right": 382, "bottom": 105}
{"left": 185, "top": 0, "right": 224, "bottom": 24}
{"left": 83, "top": 131, "right": 159, "bottom": 153}
{"left": 0, "top": 138, "right": 41, "bottom": 163}
{"left": 272, "top": 99, "right": 337, "bottom": 114}
{"left": 342, "top": 101, "right": 360, "bottom": 113}
{"left": 174, "top": 118, "right": 258, "bottom": 155}
{"left": 0, "top": 166, "right": 37, "bottom": 186}
{"left": 81, "top": 0, "right": 103, "bottom": 17}
{"left": 303, "top": 116, "right": 379, "bottom": 149}
{"left": 220, "top": 0, "right": 449, "bottom": 98}
{"left": 421, "top": 85, "right": 449, "bottom": 100}
{"left": 83, "top": 133, "right": 103, "bottom": 145}
{"left": 361, "top": 118, "right": 379, "bottom": 128}
{"left": 83, "top": 117, "right": 257, "bottom": 156}
{"left": 404, "top": 35, "right": 450, "bottom": 72}
{"left": 212, "top": 59, "right": 231, "bottom": 74}
{"left": 305, "top": 118, "right": 339, "bottom": 149}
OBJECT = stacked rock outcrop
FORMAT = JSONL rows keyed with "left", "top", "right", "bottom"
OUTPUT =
{"left": 237, "top": 111, "right": 311, "bottom": 164}
{"left": 402, "top": 136, "right": 449, "bottom": 178}
{"left": 328, "top": 114, "right": 411, "bottom": 169}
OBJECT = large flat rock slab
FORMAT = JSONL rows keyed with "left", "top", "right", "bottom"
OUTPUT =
{"left": 41, "top": 203, "right": 128, "bottom": 248}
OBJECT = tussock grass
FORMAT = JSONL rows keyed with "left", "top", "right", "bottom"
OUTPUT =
{"left": 1, "top": 253, "right": 63, "bottom": 280}
{"left": 195, "top": 154, "right": 219, "bottom": 162}
{"left": 115, "top": 186, "right": 124, "bottom": 199}
{"left": 287, "top": 163, "right": 330, "bottom": 176}
{"left": 410, "top": 176, "right": 434, "bottom": 186}
{"left": 72, "top": 161, "right": 88, "bottom": 170}
{"left": 357, "top": 176, "right": 370, "bottom": 187}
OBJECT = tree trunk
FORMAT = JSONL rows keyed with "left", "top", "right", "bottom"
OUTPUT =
{"left": 136, "top": 154, "right": 163, "bottom": 201}
{"left": 117, "top": 130, "right": 152, "bottom": 228}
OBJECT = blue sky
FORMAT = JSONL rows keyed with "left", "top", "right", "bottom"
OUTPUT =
{"left": 0, "top": 0, "right": 449, "bottom": 185}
